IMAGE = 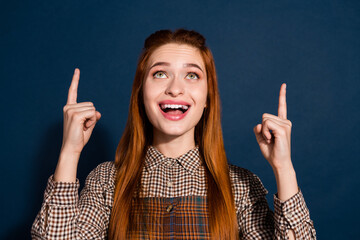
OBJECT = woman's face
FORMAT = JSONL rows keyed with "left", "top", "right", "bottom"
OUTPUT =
{"left": 143, "top": 43, "right": 208, "bottom": 143}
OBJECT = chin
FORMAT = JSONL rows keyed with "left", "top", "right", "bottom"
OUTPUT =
{"left": 163, "top": 129, "right": 189, "bottom": 137}
{"left": 156, "top": 125, "right": 194, "bottom": 138}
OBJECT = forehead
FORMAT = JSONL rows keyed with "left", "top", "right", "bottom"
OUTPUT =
{"left": 148, "top": 43, "right": 204, "bottom": 68}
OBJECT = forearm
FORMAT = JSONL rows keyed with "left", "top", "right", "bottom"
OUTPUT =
{"left": 273, "top": 162, "right": 298, "bottom": 201}
{"left": 54, "top": 149, "right": 80, "bottom": 182}
{"left": 31, "top": 175, "right": 80, "bottom": 239}
{"left": 273, "top": 162, "right": 298, "bottom": 239}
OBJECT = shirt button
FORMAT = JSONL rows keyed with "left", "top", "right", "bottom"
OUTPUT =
{"left": 166, "top": 204, "right": 173, "bottom": 212}
{"left": 167, "top": 181, "right": 173, "bottom": 187}
{"left": 166, "top": 158, "right": 175, "bottom": 166}
{"left": 285, "top": 212, "right": 293, "bottom": 219}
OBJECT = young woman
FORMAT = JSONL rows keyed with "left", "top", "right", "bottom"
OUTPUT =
{"left": 31, "top": 29, "right": 316, "bottom": 239}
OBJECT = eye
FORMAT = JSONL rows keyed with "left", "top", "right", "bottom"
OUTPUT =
{"left": 186, "top": 72, "right": 200, "bottom": 80}
{"left": 153, "top": 71, "right": 167, "bottom": 79}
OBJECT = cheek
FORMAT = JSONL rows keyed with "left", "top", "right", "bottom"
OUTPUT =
{"left": 143, "top": 79, "right": 154, "bottom": 101}
{"left": 143, "top": 80, "right": 160, "bottom": 114}
{"left": 142, "top": 81, "right": 153, "bottom": 113}
{"left": 193, "top": 83, "right": 208, "bottom": 105}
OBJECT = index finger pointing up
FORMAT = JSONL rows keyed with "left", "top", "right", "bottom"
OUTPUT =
{"left": 278, "top": 83, "right": 287, "bottom": 119}
{"left": 67, "top": 68, "right": 80, "bottom": 104}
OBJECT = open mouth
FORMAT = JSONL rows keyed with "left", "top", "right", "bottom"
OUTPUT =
{"left": 159, "top": 104, "right": 190, "bottom": 114}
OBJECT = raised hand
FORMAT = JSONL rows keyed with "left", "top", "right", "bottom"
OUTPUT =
{"left": 253, "top": 83, "right": 293, "bottom": 170}
{"left": 61, "top": 68, "right": 102, "bottom": 154}
{"left": 54, "top": 68, "right": 102, "bottom": 182}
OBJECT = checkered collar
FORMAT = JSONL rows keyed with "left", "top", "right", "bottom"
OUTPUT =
{"left": 145, "top": 145, "right": 201, "bottom": 174}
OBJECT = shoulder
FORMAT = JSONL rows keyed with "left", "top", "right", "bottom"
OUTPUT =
{"left": 85, "top": 161, "right": 116, "bottom": 190}
{"left": 228, "top": 164, "right": 266, "bottom": 190}
{"left": 228, "top": 164, "right": 268, "bottom": 209}
{"left": 229, "top": 164, "right": 256, "bottom": 184}
{"left": 79, "top": 161, "right": 116, "bottom": 207}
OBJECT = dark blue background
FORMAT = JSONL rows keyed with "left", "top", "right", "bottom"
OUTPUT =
{"left": 1, "top": 0, "right": 359, "bottom": 239}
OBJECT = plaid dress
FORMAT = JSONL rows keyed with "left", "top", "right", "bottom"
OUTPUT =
{"left": 31, "top": 146, "right": 316, "bottom": 239}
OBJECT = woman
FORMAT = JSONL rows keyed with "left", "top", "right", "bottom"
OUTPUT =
{"left": 31, "top": 29, "right": 316, "bottom": 239}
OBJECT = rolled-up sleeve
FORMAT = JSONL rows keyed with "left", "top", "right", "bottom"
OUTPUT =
{"left": 31, "top": 162, "right": 114, "bottom": 240}
{"left": 31, "top": 176, "right": 80, "bottom": 239}
{"left": 273, "top": 190, "right": 317, "bottom": 239}
{"left": 234, "top": 167, "right": 316, "bottom": 239}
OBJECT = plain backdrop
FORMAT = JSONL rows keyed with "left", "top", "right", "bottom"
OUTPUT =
{"left": 1, "top": 0, "right": 359, "bottom": 239}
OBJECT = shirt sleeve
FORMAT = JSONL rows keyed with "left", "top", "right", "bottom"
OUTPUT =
{"left": 31, "top": 162, "right": 113, "bottom": 240}
{"left": 237, "top": 171, "right": 317, "bottom": 239}
{"left": 273, "top": 190, "right": 317, "bottom": 239}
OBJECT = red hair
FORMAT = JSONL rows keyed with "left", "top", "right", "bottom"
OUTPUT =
{"left": 108, "top": 29, "right": 238, "bottom": 239}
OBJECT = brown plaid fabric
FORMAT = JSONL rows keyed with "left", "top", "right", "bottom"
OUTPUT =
{"left": 128, "top": 196, "right": 210, "bottom": 239}
{"left": 31, "top": 146, "right": 316, "bottom": 239}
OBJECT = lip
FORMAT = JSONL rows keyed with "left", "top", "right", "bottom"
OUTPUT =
{"left": 158, "top": 100, "right": 191, "bottom": 121}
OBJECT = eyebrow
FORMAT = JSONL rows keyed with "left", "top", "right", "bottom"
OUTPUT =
{"left": 149, "top": 62, "right": 170, "bottom": 69}
{"left": 183, "top": 63, "right": 204, "bottom": 73}
{"left": 149, "top": 62, "right": 204, "bottom": 73}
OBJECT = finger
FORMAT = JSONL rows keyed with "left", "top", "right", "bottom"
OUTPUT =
{"left": 68, "top": 102, "right": 94, "bottom": 107}
{"left": 253, "top": 124, "right": 266, "bottom": 144}
{"left": 278, "top": 83, "right": 287, "bottom": 119}
{"left": 262, "top": 118, "right": 284, "bottom": 143}
{"left": 96, "top": 111, "right": 101, "bottom": 120}
{"left": 66, "top": 106, "right": 95, "bottom": 114}
{"left": 261, "top": 121, "right": 272, "bottom": 143}
{"left": 85, "top": 111, "right": 101, "bottom": 128}
{"left": 64, "top": 102, "right": 94, "bottom": 112}
{"left": 262, "top": 119, "right": 291, "bottom": 142}
{"left": 70, "top": 109, "right": 96, "bottom": 131}
{"left": 262, "top": 113, "right": 292, "bottom": 127}
{"left": 67, "top": 68, "right": 80, "bottom": 104}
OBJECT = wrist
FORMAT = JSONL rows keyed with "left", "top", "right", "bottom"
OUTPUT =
{"left": 60, "top": 144, "right": 83, "bottom": 156}
{"left": 271, "top": 159, "right": 295, "bottom": 177}
{"left": 60, "top": 147, "right": 81, "bottom": 157}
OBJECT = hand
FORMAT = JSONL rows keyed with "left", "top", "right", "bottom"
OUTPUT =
{"left": 61, "top": 68, "right": 101, "bottom": 154}
{"left": 253, "top": 83, "right": 293, "bottom": 170}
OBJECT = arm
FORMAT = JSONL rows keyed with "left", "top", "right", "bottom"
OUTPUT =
{"left": 54, "top": 68, "right": 102, "bottom": 183}
{"left": 237, "top": 170, "right": 316, "bottom": 239}
{"left": 31, "top": 68, "right": 104, "bottom": 239}
{"left": 31, "top": 162, "right": 113, "bottom": 239}
{"left": 31, "top": 175, "right": 80, "bottom": 240}
{"left": 273, "top": 166, "right": 298, "bottom": 239}
{"left": 253, "top": 84, "right": 316, "bottom": 239}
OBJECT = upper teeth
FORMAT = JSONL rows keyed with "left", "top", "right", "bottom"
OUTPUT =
{"left": 161, "top": 104, "right": 189, "bottom": 110}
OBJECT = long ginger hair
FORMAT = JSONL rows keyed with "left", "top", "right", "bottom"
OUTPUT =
{"left": 108, "top": 29, "right": 238, "bottom": 239}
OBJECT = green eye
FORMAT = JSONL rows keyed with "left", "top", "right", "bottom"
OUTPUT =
{"left": 154, "top": 71, "right": 167, "bottom": 78}
{"left": 186, "top": 72, "right": 199, "bottom": 80}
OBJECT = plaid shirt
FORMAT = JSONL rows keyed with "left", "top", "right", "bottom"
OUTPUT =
{"left": 31, "top": 146, "right": 316, "bottom": 239}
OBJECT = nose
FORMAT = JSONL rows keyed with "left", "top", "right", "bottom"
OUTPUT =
{"left": 165, "top": 75, "right": 184, "bottom": 97}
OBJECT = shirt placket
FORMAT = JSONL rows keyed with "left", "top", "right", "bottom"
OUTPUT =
{"left": 165, "top": 157, "right": 176, "bottom": 198}
{"left": 163, "top": 158, "right": 177, "bottom": 239}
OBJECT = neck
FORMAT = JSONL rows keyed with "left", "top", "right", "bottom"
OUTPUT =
{"left": 152, "top": 129, "right": 196, "bottom": 158}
